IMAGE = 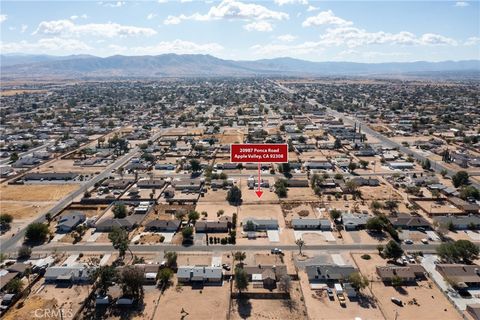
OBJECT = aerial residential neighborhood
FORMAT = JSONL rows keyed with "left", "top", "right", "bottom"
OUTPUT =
{"left": 0, "top": 1, "right": 479, "bottom": 320}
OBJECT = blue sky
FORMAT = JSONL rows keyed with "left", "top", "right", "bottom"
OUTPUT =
{"left": 1, "top": 0, "right": 479, "bottom": 62}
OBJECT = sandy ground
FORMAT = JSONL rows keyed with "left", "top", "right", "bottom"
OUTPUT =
{"left": 0, "top": 201, "right": 56, "bottom": 219}
{"left": 0, "top": 184, "right": 79, "bottom": 201}
{"left": 38, "top": 159, "right": 106, "bottom": 174}
{"left": 298, "top": 269, "right": 384, "bottom": 320}
{"left": 285, "top": 187, "right": 320, "bottom": 202}
{"left": 195, "top": 201, "right": 238, "bottom": 218}
{"left": 158, "top": 279, "right": 230, "bottom": 320}
{"left": 415, "top": 200, "right": 462, "bottom": 215}
{"left": 359, "top": 185, "right": 402, "bottom": 201}
{"left": 3, "top": 279, "right": 90, "bottom": 320}
{"left": 352, "top": 253, "right": 462, "bottom": 320}
{"left": 177, "top": 252, "right": 212, "bottom": 266}
{"left": 231, "top": 281, "right": 308, "bottom": 320}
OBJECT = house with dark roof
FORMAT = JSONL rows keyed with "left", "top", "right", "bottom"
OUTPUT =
{"left": 291, "top": 218, "right": 331, "bottom": 230}
{"left": 306, "top": 264, "right": 357, "bottom": 282}
{"left": 242, "top": 218, "right": 278, "bottom": 231}
{"left": 177, "top": 266, "right": 223, "bottom": 284}
{"left": 436, "top": 264, "right": 480, "bottom": 289}
{"left": 195, "top": 220, "right": 229, "bottom": 233}
{"left": 388, "top": 214, "right": 431, "bottom": 230}
{"left": 376, "top": 265, "right": 426, "bottom": 284}
{"left": 433, "top": 215, "right": 480, "bottom": 230}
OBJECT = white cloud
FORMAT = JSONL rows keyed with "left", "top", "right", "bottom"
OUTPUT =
{"left": 0, "top": 14, "right": 7, "bottom": 23}
{"left": 465, "top": 36, "right": 480, "bottom": 46}
{"left": 455, "top": 1, "right": 469, "bottom": 7}
{"left": 98, "top": 1, "right": 125, "bottom": 8}
{"left": 147, "top": 13, "right": 157, "bottom": 20}
{"left": 33, "top": 20, "right": 157, "bottom": 38}
{"left": 1, "top": 37, "right": 92, "bottom": 54}
{"left": 277, "top": 34, "right": 297, "bottom": 42}
{"left": 251, "top": 28, "right": 458, "bottom": 56}
{"left": 274, "top": 0, "right": 308, "bottom": 5}
{"left": 158, "top": 0, "right": 168, "bottom": 2}
{"left": 303, "top": 10, "right": 353, "bottom": 27}
{"left": 164, "top": 0, "right": 289, "bottom": 24}
{"left": 21, "top": 24, "right": 28, "bottom": 33}
{"left": 306, "top": 5, "right": 319, "bottom": 12}
{"left": 108, "top": 39, "right": 224, "bottom": 55}
{"left": 70, "top": 14, "right": 88, "bottom": 20}
{"left": 243, "top": 21, "right": 273, "bottom": 32}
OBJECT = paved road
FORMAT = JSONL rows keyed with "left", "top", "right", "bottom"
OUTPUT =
{"left": 0, "top": 130, "right": 164, "bottom": 252}
{"left": 24, "top": 242, "right": 446, "bottom": 255}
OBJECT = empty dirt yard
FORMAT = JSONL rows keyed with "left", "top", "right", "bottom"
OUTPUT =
{"left": 1, "top": 183, "right": 79, "bottom": 201}
{"left": 159, "top": 279, "right": 230, "bottom": 320}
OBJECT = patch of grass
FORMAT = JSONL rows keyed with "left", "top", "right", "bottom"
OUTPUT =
{"left": 361, "top": 254, "right": 371, "bottom": 260}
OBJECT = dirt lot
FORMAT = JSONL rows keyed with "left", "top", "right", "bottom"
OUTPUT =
{"left": 38, "top": 159, "right": 106, "bottom": 174}
{"left": 300, "top": 269, "right": 384, "bottom": 320}
{"left": 3, "top": 280, "right": 90, "bottom": 320}
{"left": 177, "top": 252, "right": 212, "bottom": 266}
{"left": 359, "top": 185, "right": 402, "bottom": 201}
{"left": 239, "top": 178, "right": 279, "bottom": 203}
{"left": 0, "top": 201, "right": 55, "bottom": 219}
{"left": 285, "top": 187, "right": 320, "bottom": 202}
{"left": 0, "top": 184, "right": 79, "bottom": 201}
{"left": 195, "top": 201, "right": 237, "bottom": 218}
{"left": 159, "top": 279, "right": 230, "bottom": 320}
{"left": 352, "top": 253, "right": 462, "bottom": 320}
{"left": 415, "top": 200, "right": 463, "bottom": 215}
{"left": 231, "top": 281, "right": 308, "bottom": 320}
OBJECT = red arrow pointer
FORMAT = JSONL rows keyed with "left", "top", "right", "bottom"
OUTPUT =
{"left": 255, "top": 162, "right": 263, "bottom": 199}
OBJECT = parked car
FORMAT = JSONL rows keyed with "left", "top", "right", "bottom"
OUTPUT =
{"left": 421, "top": 238, "right": 429, "bottom": 244}
{"left": 391, "top": 297, "right": 403, "bottom": 306}
{"left": 327, "top": 288, "right": 334, "bottom": 300}
{"left": 271, "top": 248, "right": 282, "bottom": 254}
{"left": 404, "top": 239, "right": 413, "bottom": 245}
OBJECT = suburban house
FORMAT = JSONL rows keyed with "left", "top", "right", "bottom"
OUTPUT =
{"left": 305, "top": 264, "right": 358, "bottom": 282}
{"left": 388, "top": 214, "right": 431, "bottom": 230}
{"left": 195, "top": 220, "right": 229, "bottom": 233}
{"left": 433, "top": 215, "right": 480, "bottom": 230}
{"left": 291, "top": 218, "right": 331, "bottom": 231}
{"left": 56, "top": 212, "right": 87, "bottom": 233}
{"left": 348, "top": 177, "right": 380, "bottom": 187}
{"left": 376, "top": 265, "right": 426, "bottom": 284}
{"left": 303, "top": 161, "right": 333, "bottom": 171}
{"left": 154, "top": 163, "right": 176, "bottom": 170}
{"left": 466, "top": 304, "right": 480, "bottom": 320}
{"left": 177, "top": 266, "right": 223, "bottom": 284}
{"left": 242, "top": 218, "right": 279, "bottom": 231}
{"left": 285, "top": 179, "right": 310, "bottom": 188}
{"left": 342, "top": 213, "right": 370, "bottom": 230}
{"left": 243, "top": 264, "right": 288, "bottom": 290}
{"left": 448, "top": 197, "right": 480, "bottom": 214}
{"left": 436, "top": 264, "right": 480, "bottom": 289}
{"left": 23, "top": 172, "right": 78, "bottom": 182}
{"left": 388, "top": 162, "right": 414, "bottom": 170}
{"left": 172, "top": 179, "right": 203, "bottom": 192}
{"left": 44, "top": 264, "right": 96, "bottom": 283}
{"left": 136, "top": 179, "right": 166, "bottom": 189}
{"left": 95, "top": 217, "right": 136, "bottom": 232}
{"left": 144, "top": 219, "right": 181, "bottom": 232}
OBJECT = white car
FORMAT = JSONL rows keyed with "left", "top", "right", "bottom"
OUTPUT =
{"left": 404, "top": 239, "right": 414, "bottom": 245}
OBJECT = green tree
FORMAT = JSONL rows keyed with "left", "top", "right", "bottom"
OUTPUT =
{"left": 359, "top": 160, "right": 369, "bottom": 169}
{"left": 329, "top": 209, "right": 342, "bottom": 220}
{"left": 348, "top": 272, "right": 369, "bottom": 291}
{"left": 157, "top": 268, "right": 173, "bottom": 290}
{"left": 383, "top": 240, "right": 403, "bottom": 260}
{"left": 334, "top": 138, "right": 342, "bottom": 149}
{"left": 459, "top": 186, "right": 480, "bottom": 200}
{"left": 164, "top": 251, "right": 178, "bottom": 268}
{"left": 5, "top": 278, "right": 23, "bottom": 294}
{"left": 226, "top": 186, "right": 242, "bottom": 205}
{"left": 235, "top": 268, "right": 249, "bottom": 294}
{"left": 348, "top": 162, "right": 357, "bottom": 172}
{"left": 384, "top": 200, "right": 399, "bottom": 212}
{"left": 189, "top": 159, "right": 201, "bottom": 172}
{"left": 234, "top": 251, "right": 246, "bottom": 263}
{"left": 366, "top": 217, "right": 385, "bottom": 233}
{"left": 18, "top": 245, "right": 32, "bottom": 259}
{"left": 274, "top": 179, "right": 288, "bottom": 198}
{"left": 9, "top": 152, "right": 19, "bottom": 163}
{"left": 188, "top": 211, "right": 200, "bottom": 223}
{"left": 108, "top": 227, "right": 130, "bottom": 258}
{"left": 113, "top": 203, "right": 127, "bottom": 218}
{"left": 182, "top": 226, "right": 194, "bottom": 239}
{"left": 452, "top": 171, "right": 469, "bottom": 188}
{"left": 92, "top": 265, "right": 117, "bottom": 295}
{"left": 0, "top": 213, "right": 13, "bottom": 229}
{"left": 25, "top": 222, "right": 49, "bottom": 243}
{"left": 119, "top": 266, "right": 144, "bottom": 301}
{"left": 437, "top": 240, "right": 479, "bottom": 263}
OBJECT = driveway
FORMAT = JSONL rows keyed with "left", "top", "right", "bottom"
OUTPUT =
{"left": 267, "top": 230, "right": 280, "bottom": 242}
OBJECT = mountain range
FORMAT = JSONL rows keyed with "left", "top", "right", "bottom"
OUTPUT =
{"left": 1, "top": 53, "right": 479, "bottom": 79}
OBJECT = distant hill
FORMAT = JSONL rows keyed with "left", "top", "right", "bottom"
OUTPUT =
{"left": 1, "top": 53, "right": 479, "bottom": 79}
